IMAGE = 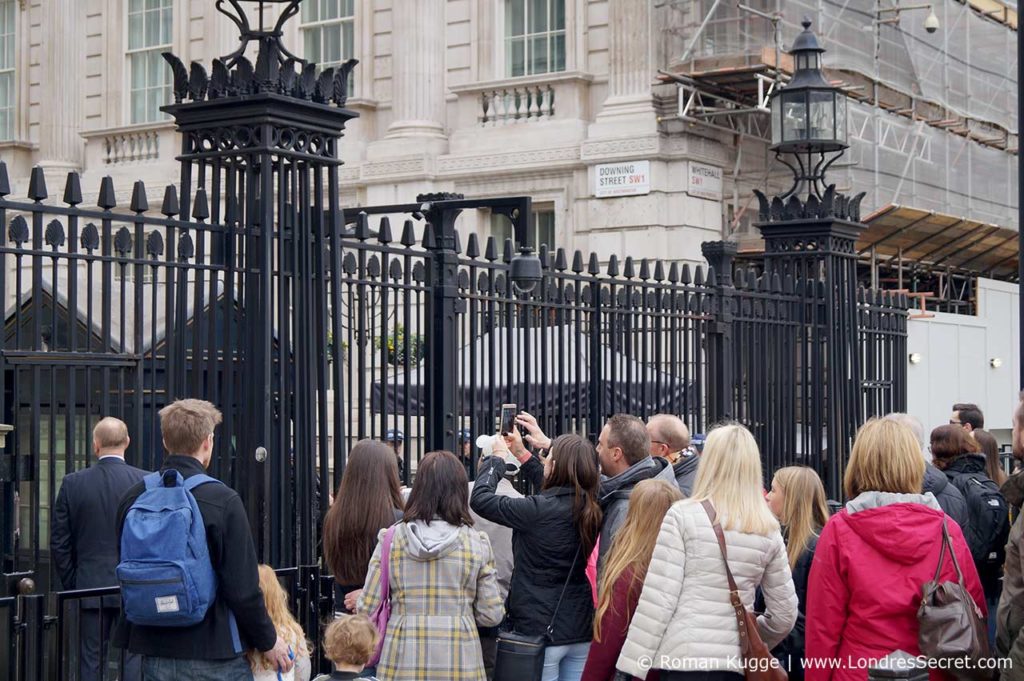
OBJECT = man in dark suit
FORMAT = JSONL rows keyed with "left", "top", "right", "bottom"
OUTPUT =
{"left": 51, "top": 417, "right": 147, "bottom": 681}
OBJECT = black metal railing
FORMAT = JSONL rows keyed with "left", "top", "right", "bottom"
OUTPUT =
{"left": 0, "top": 568, "right": 336, "bottom": 681}
{"left": 0, "top": 168, "right": 907, "bottom": 593}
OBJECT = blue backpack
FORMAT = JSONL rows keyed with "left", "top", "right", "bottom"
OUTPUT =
{"left": 117, "top": 469, "right": 221, "bottom": 627}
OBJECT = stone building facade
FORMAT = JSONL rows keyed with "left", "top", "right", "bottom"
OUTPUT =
{"left": 0, "top": 0, "right": 729, "bottom": 266}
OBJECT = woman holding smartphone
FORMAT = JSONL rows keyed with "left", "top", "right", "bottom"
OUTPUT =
{"left": 471, "top": 431, "right": 602, "bottom": 681}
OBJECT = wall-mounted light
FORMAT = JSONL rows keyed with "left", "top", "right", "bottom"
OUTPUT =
{"left": 991, "top": 357, "right": 1003, "bottom": 369}
{"left": 909, "top": 352, "right": 923, "bottom": 364}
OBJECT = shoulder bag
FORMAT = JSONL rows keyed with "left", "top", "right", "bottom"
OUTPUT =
{"left": 367, "top": 524, "right": 398, "bottom": 667}
{"left": 701, "top": 500, "right": 788, "bottom": 681}
{"left": 493, "top": 546, "right": 582, "bottom": 681}
{"left": 917, "top": 516, "right": 993, "bottom": 680}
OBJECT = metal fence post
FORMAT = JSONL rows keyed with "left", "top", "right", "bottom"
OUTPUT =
{"left": 20, "top": 593, "right": 45, "bottom": 681}
{"left": 702, "top": 241, "right": 737, "bottom": 425}
{"left": 423, "top": 195, "right": 464, "bottom": 455}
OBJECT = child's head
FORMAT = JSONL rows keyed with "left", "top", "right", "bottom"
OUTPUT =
{"left": 323, "top": 614, "right": 379, "bottom": 671}
{"left": 248, "top": 565, "right": 309, "bottom": 671}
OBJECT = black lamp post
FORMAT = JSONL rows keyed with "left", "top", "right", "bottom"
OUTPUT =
{"left": 769, "top": 18, "right": 848, "bottom": 200}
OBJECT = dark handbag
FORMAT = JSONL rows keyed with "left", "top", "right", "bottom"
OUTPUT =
{"left": 493, "top": 546, "right": 582, "bottom": 681}
{"left": 918, "top": 517, "right": 993, "bottom": 680}
{"left": 702, "top": 500, "right": 789, "bottom": 681}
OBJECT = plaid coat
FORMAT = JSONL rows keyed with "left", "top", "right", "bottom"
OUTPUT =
{"left": 357, "top": 522, "right": 504, "bottom": 681}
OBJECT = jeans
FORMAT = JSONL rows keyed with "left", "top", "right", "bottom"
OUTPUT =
{"left": 662, "top": 672, "right": 745, "bottom": 681}
{"left": 542, "top": 642, "right": 590, "bottom": 681}
{"left": 142, "top": 656, "right": 254, "bottom": 681}
{"left": 988, "top": 589, "right": 1000, "bottom": 649}
{"left": 80, "top": 607, "right": 141, "bottom": 681}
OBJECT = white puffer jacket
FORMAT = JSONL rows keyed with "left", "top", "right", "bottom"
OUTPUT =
{"left": 616, "top": 498, "right": 798, "bottom": 677}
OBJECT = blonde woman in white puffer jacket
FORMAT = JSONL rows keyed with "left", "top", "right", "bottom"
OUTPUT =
{"left": 616, "top": 423, "right": 798, "bottom": 681}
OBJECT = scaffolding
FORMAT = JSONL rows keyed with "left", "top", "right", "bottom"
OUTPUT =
{"left": 657, "top": 0, "right": 1020, "bottom": 240}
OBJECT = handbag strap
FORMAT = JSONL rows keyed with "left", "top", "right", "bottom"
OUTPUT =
{"left": 701, "top": 500, "right": 751, "bottom": 654}
{"left": 934, "top": 517, "right": 966, "bottom": 589}
{"left": 545, "top": 545, "right": 583, "bottom": 638}
{"left": 379, "top": 524, "right": 398, "bottom": 604}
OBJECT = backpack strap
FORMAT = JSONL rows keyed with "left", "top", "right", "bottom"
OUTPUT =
{"left": 183, "top": 473, "right": 222, "bottom": 491}
{"left": 144, "top": 470, "right": 175, "bottom": 490}
{"left": 179, "top": 471, "right": 242, "bottom": 653}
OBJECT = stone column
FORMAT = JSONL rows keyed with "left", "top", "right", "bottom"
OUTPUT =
{"left": 590, "top": 0, "right": 658, "bottom": 136}
{"left": 38, "top": 0, "right": 83, "bottom": 170}
{"left": 385, "top": 0, "right": 446, "bottom": 143}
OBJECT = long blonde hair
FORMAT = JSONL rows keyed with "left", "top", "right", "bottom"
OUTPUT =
{"left": 248, "top": 565, "right": 310, "bottom": 672}
{"left": 690, "top": 423, "right": 779, "bottom": 536}
{"left": 594, "top": 479, "right": 683, "bottom": 642}
{"left": 772, "top": 467, "right": 829, "bottom": 569}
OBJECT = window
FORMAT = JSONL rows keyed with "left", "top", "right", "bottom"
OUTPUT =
{"left": 302, "top": 0, "right": 355, "bottom": 71}
{"left": 127, "top": 0, "right": 173, "bottom": 124}
{"left": 491, "top": 207, "right": 556, "bottom": 251}
{"left": 505, "top": 0, "right": 565, "bottom": 77}
{"left": 0, "top": 0, "right": 15, "bottom": 140}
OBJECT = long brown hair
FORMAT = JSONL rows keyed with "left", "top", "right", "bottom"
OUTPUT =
{"left": 404, "top": 450, "right": 474, "bottom": 526}
{"left": 322, "top": 440, "right": 405, "bottom": 585}
{"left": 544, "top": 434, "right": 603, "bottom": 554}
{"left": 930, "top": 424, "right": 981, "bottom": 469}
{"left": 248, "top": 565, "right": 310, "bottom": 671}
{"left": 974, "top": 429, "right": 1007, "bottom": 486}
{"left": 772, "top": 467, "right": 830, "bottom": 569}
{"left": 594, "top": 479, "right": 681, "bottom": 641}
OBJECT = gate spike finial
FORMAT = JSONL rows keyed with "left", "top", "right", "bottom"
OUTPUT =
{"left": 679, "top": 263, "right": 691, "bottom": 284}
{"left": 422, "top": 223, "right": 436, "bottom": 250}
{"left": 466, "top": 232, "right": 480, "bottom": 258}
{"left": 694, "top": 265, "right": 705, "bottom": 286}
{"left": 130, "top": 181, "right": 149, "bottom": 213}
{"left": 0, "top": 161, "right": 11, "bottom": 197}
{"left": 639, "top": 259, "right": 651, "bottom": 280}
{"left": 161, "top": 185, "right": 180, "bottom": 217}
{"left": 354, "top": 213, "right": 372, "bottom": 241}
{"left": 570, "top": 249, "right": 584, "bottom": 273}
{"left": 484, "top": 235, "right": 498, "bottom": 261}
{"left": 670, "top": 262, "right": 682, "bottom": 283}
{"left": 400, "top": 219, "right": 417, "bottom": 247}
{"left": 63, "top": 172, "right": 83, "bottom": 206}
{"left": 653, "top": 260, "right": 664, "bottom": 281}
{"left": 587, "top": 253, "right": 600, "bottom": 275}
{"left": 28, "top": 167, "right": 48, "bottom": 201}
{"left": 454, "top": 230, "right": 462, "bottom": 255}
{"left": 192, "top": 188, "right": 210, "bottom": 221}
{"left": 501, "top": 238, "right": 513, "bottom": 264}
{"left": 554, "top": 248, "right": 567, "bottom": 271}
{"left": 377, "top": 217, "right": 393, "bottom": 244}
{"left": 606, "top": 255, "right": 619, "bottom": 277}
{"left": 97, "top": 176, "right": 116, "bottom": 209}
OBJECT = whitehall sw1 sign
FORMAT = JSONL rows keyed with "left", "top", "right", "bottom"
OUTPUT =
{"left": 687, "top": 162, "right": 723, "bottom": 200}
{"left": 594, "top": 161, "right": 651, "bottom": 198}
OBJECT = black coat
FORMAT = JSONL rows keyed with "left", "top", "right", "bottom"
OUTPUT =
{"left": 470, "top": 456, "right": 594, "bottom": 645}
{"left": 923, "top": 463, "right": 970, "bottom": 532}
{"left": 756, "top": 534, "right": 817, "bottom": 681}
{"left": 49, "top": 457, "right": 149, "bottom": 605}
{"left": 114, "top": 455, "right": 277, "bottom": 660}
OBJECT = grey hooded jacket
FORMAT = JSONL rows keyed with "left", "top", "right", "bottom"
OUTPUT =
{"left": 598, "top": 455, "right": 677, "bottom": 571}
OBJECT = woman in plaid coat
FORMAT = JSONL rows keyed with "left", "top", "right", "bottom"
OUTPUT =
{"left": 358, "top": 450, "right": 505, "bottom": 681}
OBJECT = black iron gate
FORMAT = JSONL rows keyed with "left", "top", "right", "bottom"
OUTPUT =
{"left": 0, "top": 3, "right": 908, "bottom": 675}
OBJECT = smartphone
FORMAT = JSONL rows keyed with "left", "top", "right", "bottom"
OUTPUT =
{"left": 500, "top": 403, "right": 517, "bottom": 435}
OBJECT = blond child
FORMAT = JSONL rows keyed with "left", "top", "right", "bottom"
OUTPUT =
{"left": 250, "top": 565, "right": 312, "bottom": 681}
{"left": 312, "top": 615, "right": 380, "bottom": 681}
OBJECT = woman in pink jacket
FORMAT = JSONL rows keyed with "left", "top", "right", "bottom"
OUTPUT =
{"left": 805, "top": 418, "right": 985, "bottom": 681}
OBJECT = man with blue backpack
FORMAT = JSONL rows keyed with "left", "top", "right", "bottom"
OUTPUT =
{"left": 114, "top": 399, "right": 293, "bottom": 680}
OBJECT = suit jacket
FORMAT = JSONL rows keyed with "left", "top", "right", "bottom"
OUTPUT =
{"left": 50, "top": 456, "right": 148, "bottom": 602}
